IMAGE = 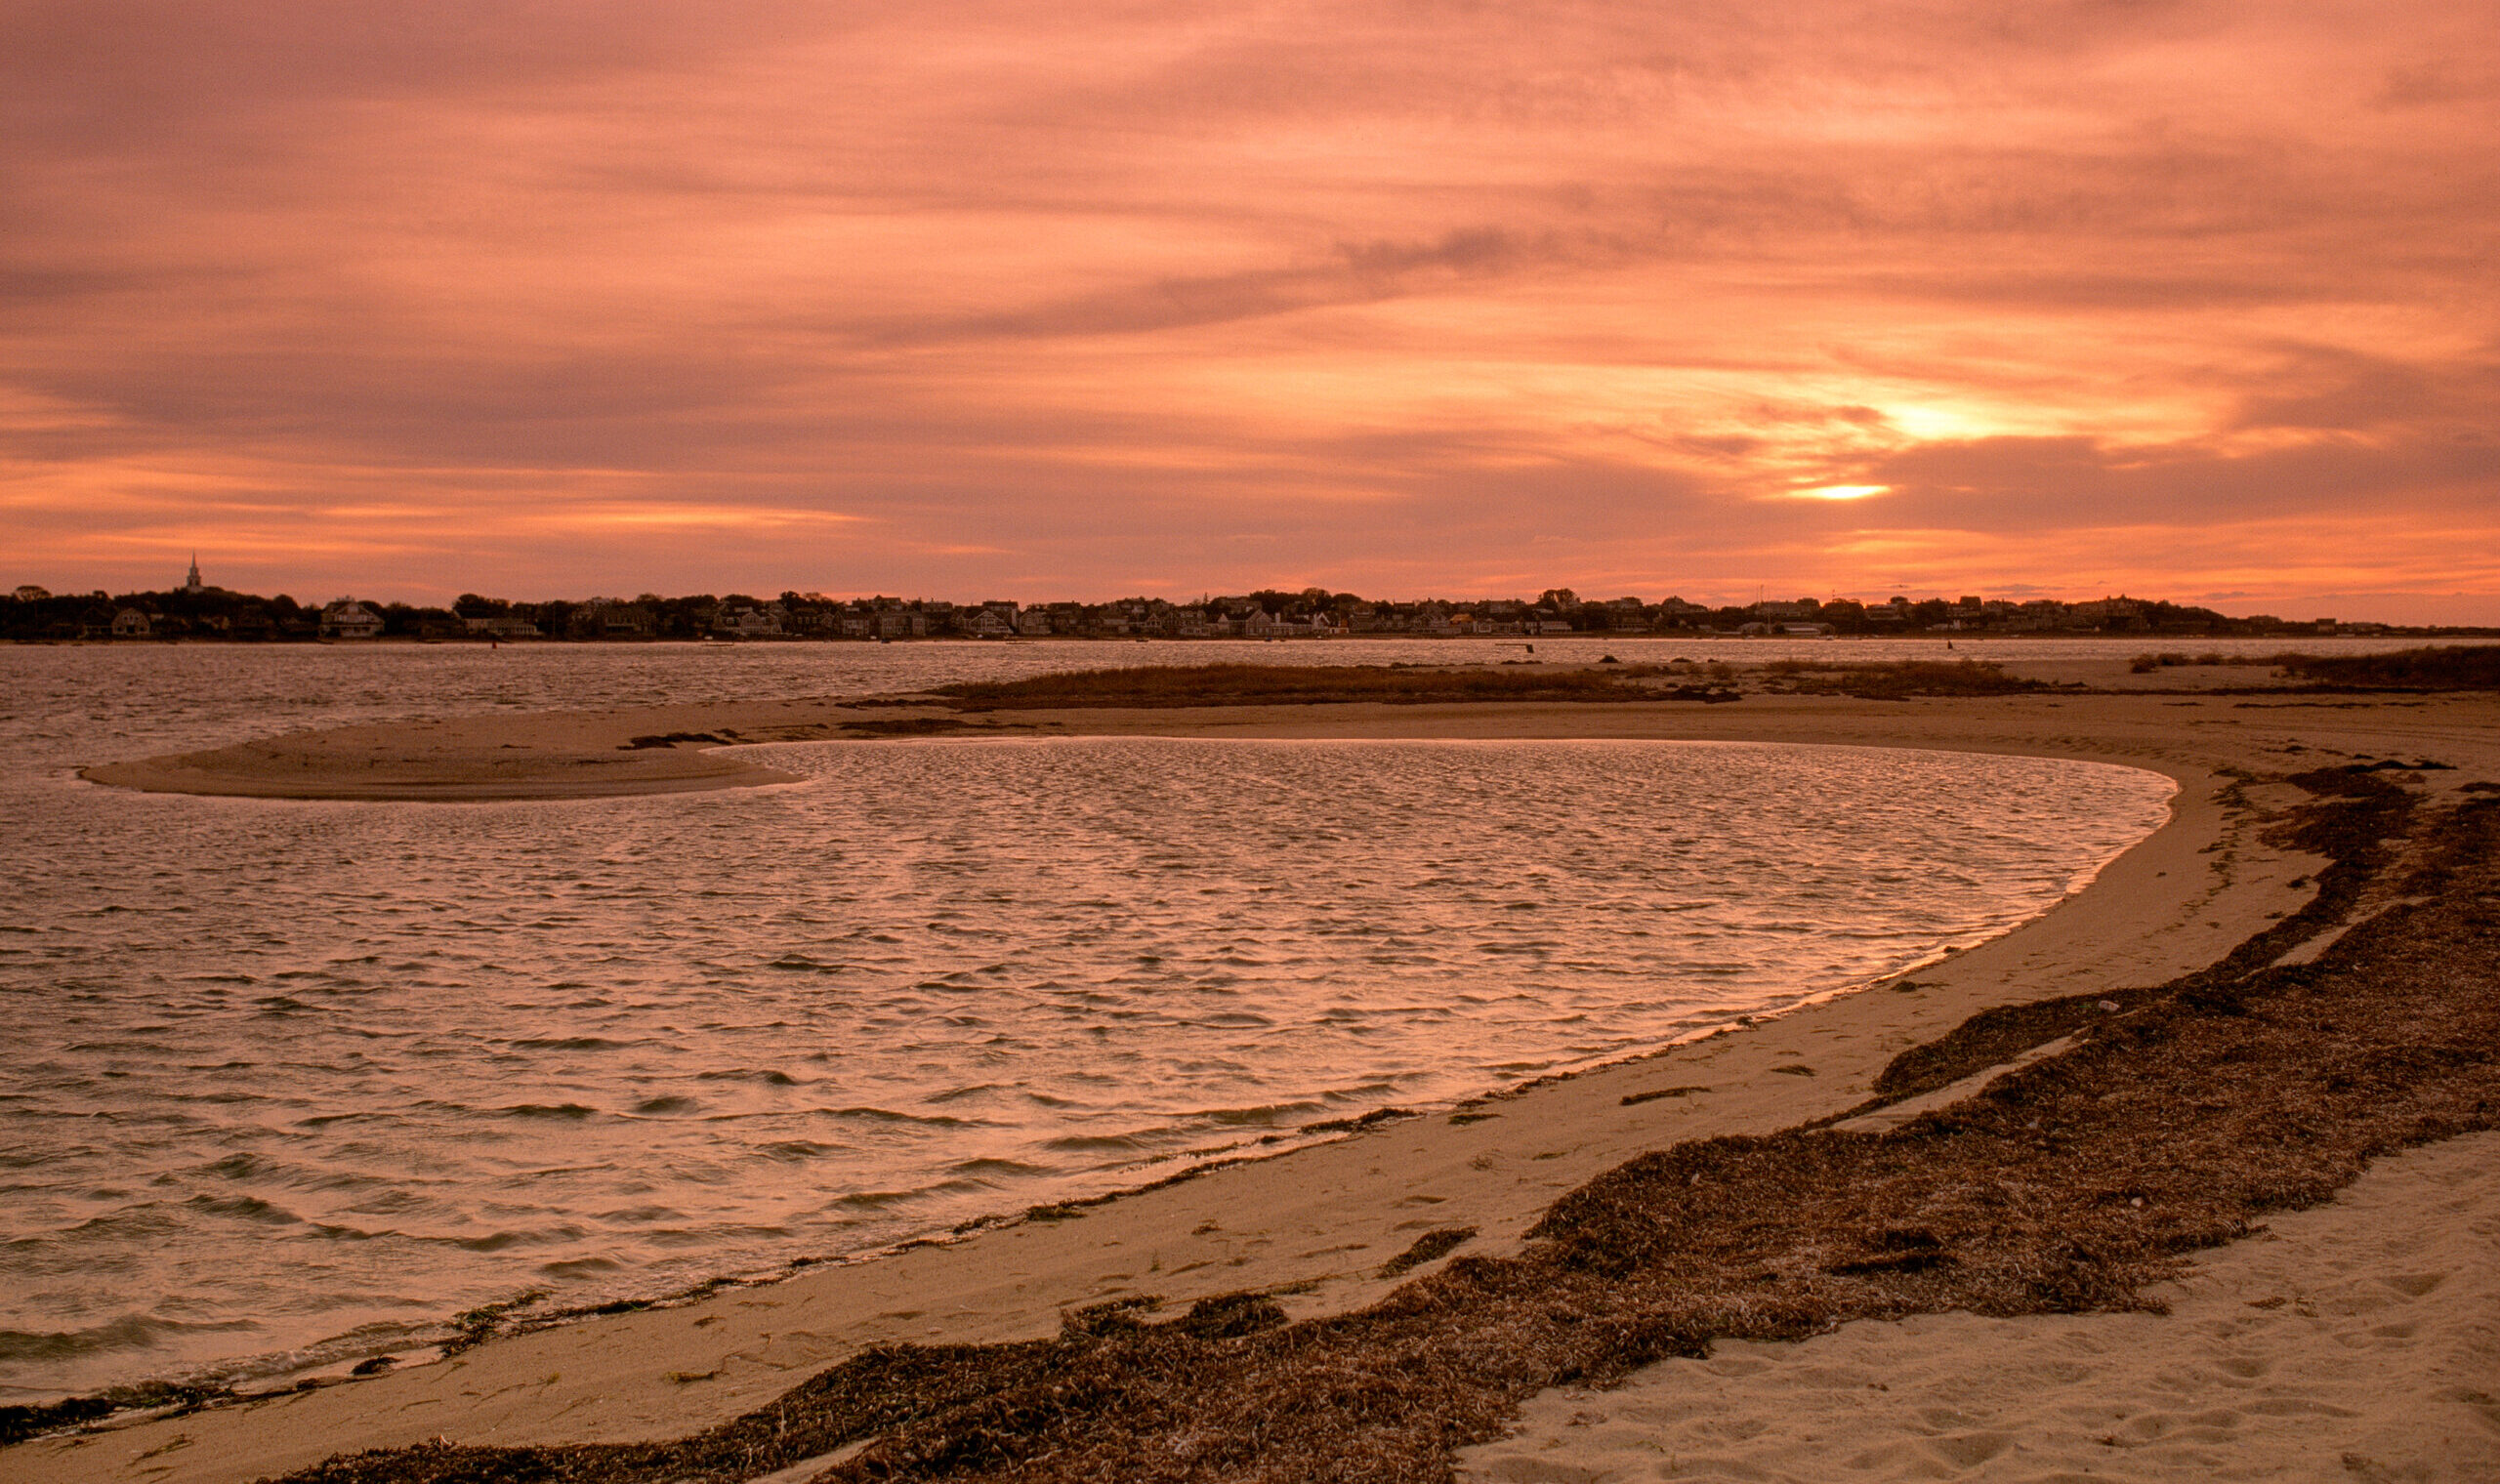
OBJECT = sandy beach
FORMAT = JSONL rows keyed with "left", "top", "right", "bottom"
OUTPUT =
{"left": 1459, "top": 1129, "right": 2500, "bottom": 1482}
{"left": 21, "top": 657, "right": 2498, "bottom": 1483}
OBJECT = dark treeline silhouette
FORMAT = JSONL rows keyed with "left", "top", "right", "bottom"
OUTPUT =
{"left": 0, "top": 579, "right": 2451, "bottom": 643}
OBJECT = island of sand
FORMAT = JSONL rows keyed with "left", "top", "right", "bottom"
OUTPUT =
{"left": 21, "top": 651, "right": 2499, "bottom": 1483}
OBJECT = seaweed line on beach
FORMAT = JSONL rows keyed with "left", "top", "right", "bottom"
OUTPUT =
{"left": 1854, "top": 763, "right": 2417, "bottom": 1107}
{"left": 21, "top": 776, "right": 2500, "bottom": 1483}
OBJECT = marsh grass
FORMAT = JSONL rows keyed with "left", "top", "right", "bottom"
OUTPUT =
{"left": 1760, "top": 659, "right": 2052, "bottom": 699}
{"left": 2273, "top": 644, "right": 2500, "bottom": 690}
{"left": 933, "top": 664, "right": 1735, "bottom": 711}
{"left": 2128, "top": 650, "right": 2239, "bottom": 673}
{"left": 107, "top": 782, "right": 2500, "bottom": 1484}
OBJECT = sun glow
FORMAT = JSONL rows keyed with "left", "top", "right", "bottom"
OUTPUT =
{"left": 0, "top": 1, "right": 2490, "bottom": 614}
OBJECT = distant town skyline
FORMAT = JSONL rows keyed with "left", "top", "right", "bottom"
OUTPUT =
{"left": 2, "top": 555, "right": 2484, "bottom": 629}
{"left": 5, "top": 4, "right": 2495, "bottom": 622}
{"left": 0, "top": 556, "right": 2406, "bottom": 616}
{"left": 5, "top": 552, "right": 2500, "bottom": 627}
{"left": 14, "top": 572, "right": 2447, "bottom": 647}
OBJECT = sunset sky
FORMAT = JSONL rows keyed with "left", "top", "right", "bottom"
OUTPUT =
{"left": 5, "top": 2, "right": 2495, "bottom": 618}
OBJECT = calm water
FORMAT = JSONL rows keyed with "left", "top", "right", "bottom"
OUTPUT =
{"left": 0, "top": 638, "right": 2282, "bottom": 1399}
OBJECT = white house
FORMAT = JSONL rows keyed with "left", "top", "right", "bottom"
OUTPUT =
{"left": 320, "top": 600, "right": 384, "bottom": 639}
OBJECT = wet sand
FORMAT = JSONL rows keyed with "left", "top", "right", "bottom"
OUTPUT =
{"left": 75, "top": 703, "right": 814, "bottom": 800}
{"left": 21, "top": 661, "right": 2498, "bottom": 1484}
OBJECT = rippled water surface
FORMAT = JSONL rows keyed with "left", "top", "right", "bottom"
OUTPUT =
{"left": 0, "top": 641, "right": 2209, "bottom": 1400}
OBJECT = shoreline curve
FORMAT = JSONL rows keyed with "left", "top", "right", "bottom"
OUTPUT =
{"left": 15, "top": 663, "right": 2499, "bottom": 1484}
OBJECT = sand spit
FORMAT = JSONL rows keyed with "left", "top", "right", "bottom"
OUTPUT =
{"left": 13, "top": 660, "right": 2497, "bottom": 1484}
{"left": 69, "top": 654, "right": 2497, "bottom": 806}
{"left": 72, "top": 703, "right": 839, "bottom": 800}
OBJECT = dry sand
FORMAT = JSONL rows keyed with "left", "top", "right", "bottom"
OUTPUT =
{"left": 1458, "top": 1131, "right": 2500, "bottom": 1483}
{"left": 20, "top": 661, "right": 2498, "bottom": 1484}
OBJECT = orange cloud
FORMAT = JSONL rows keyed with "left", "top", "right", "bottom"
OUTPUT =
{"left": 2, "top": 0, "right": 2494, "bottom": 617}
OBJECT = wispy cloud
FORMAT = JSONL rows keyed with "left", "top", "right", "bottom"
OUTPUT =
{"left": 1, "top": 0, "right": 2493, "bottom": 614}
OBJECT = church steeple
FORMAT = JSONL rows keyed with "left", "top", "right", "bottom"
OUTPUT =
{"left": 183, "top": 553, "right": 203, "bottom": 594}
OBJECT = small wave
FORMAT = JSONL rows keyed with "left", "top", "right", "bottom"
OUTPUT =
{"left": 441, "top": 1229, "right": 565, "bottom": 1252}
{"left": 0, "top": 1314, "right": 258, "bottom": 1363}
{"left": 1195, "top": 1102, "right": 1323, "bottom": 1127}
{"left": 947, "top": 1157, "right": 1049, "bottom": 1177}
{"left": 501, "top": 1103, "right": 598, "bottom": 1120}
{"left": 925, "top": 1083, "right": 1006, "bottom": 1103}
{"left": 511, "top": 1037, "right": 631, "bottom": 1051}
{"left": 596, "top": 1206, "right": 687, "bottom": 1224}
{"left": 538, "top": 1257, "right": 621, "bottom": 1278}
{"left": 62, "top": 1210, "right": 180, "bottom": 1240}
{"left": 632, "top": 1096, "right": 700, "bottom": 1115}
{"left": 833, "top": 1189, "right": 926, "bottom": 1210}
{"left": 185, "top": 1194, "right": 302, "bottom": 1225}
{"left": 812, "top": 1106, "right": 974, "bottom": 1127}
